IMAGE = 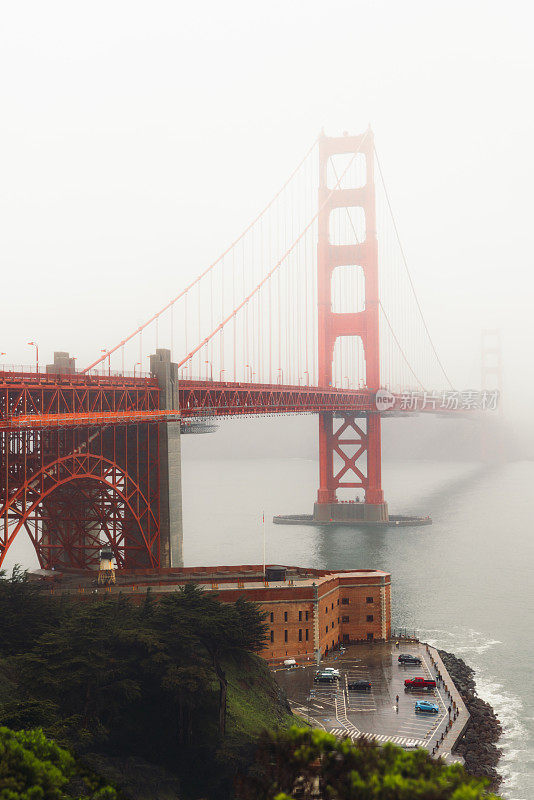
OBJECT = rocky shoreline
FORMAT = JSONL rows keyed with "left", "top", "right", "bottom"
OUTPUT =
{"left": 438, "top": 649, "right": 503, "bottom": 793}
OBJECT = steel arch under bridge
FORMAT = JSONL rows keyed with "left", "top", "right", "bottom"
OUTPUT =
{"left": 0, "top": 423, "right": 161, "bottom": 570}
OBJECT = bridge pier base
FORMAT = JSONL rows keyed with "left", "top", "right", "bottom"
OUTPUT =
{"left": 313, "top": 500, "right": 389, "bottom": 525}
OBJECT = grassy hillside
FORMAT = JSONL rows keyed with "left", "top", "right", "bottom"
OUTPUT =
{"left": 226, "top": 655, "right": 302, "bottom": 742}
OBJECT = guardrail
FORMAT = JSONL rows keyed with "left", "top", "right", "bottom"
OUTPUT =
{"left": 0, "top": 409, "right": 181, "bottom": 431}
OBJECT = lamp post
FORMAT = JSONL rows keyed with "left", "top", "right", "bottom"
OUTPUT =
{"left": 101, "top": 349, "right": 111, "bottom": 377}
{"left": 277, "top": 368, "right": 283, "bottom": 384}
{"left": 304, "top": 370, "right": 309, "bottom": 385}
{"left": 344, "top": 376, "right": 350, "bottom": 388}
{"left": 28, "top": 341, "right": 39, "bottom": 374}
{"left": 245, "top": 363, "right": 253, "bottom": 382}
{"left": 219, "top": 368, "right": 226, "bottom": 382}
{"left": 134, "top": 362, "right": 141, "bottom": 378}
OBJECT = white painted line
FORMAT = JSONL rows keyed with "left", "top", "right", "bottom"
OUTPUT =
{"left": 399, "top": 720, "right": 434, "bottom": 731}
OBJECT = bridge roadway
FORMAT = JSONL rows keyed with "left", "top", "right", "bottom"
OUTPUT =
{"left": 0, "top": 370, "right": 464, "bottom": 429}
{"left": 275, "top": 641, "right": 467, "bottom": 763}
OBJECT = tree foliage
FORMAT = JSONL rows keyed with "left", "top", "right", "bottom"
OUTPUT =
{"left": 236, "top": 726, "right": 502, "bottom": 800}
{"left": 0, "top": 567, "right": 62, "bottom": 657}
{"left": 0, "top": 726, "right": 115, "bottom": 800}
{"left": 0, "top": 570, "right": 269, "bottom": 796}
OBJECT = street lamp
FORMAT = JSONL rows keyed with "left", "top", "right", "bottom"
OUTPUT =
{"left": 28, "top": 341, "right": 39, "bottom": 373}
{"left": 204, "top": 360, "right": 213, "bottom": 381}
{"left": 134, "top": 362, "right": 141, "bottom": 378}
{"left": 277, "top": 368, "right": 283, "bottom": 384}
{"left": 101, "top": 349, "right": 111, "bottom": 377}
{"left": 344, "top": 376, "right": 350, "bottom": 388}
{"left": 245, "top": 363, "right": 253, "bottom": 382}
{"left": 304, "top": 370, "right": 310, "bottom": 384}
{"left": 219, "top": 368, "right": 226, "bottom": 382}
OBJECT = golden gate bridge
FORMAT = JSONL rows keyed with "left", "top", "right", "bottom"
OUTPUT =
{"left": 0, "top": 129, "right": 495, "bottom": 572}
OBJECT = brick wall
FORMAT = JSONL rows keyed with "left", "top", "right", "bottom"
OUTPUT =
{"left": 259, "top": 599, "right": 316, "bottom": 660}
{"left": 253, "top": 573, "right": 391, "bottom": 661}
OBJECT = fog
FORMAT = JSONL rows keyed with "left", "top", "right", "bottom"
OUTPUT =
{"left": 1, "top": 0, "right": 533, "bottom": 438}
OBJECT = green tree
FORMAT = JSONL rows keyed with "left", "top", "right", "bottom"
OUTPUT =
{"left": 236, "top": 726, "right": 502, "bottom": 800}
{"left": 14, "top": 600, "right": 144, "bottom": 735}
{"left": 10, "top": 586, "right": 268, "bottom": 753}
{"left": 2, "top": 582, "right": 272, "bottom": 797}
{"left": 158, "top": 586, "right": 268, "bottom": 736}
{"left": 0, "top": 726, "right": 115, "bottom": 800}
{"left": 0, "top": 567, "right": 61, "bottom": 657}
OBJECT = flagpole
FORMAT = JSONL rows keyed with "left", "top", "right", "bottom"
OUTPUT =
{"left": 262, "top": 511, "right": 266, "bottom": 578}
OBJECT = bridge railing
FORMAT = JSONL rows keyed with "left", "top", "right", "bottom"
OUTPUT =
{"left": 0, "top": 364, "right": 152, "bottom": 379}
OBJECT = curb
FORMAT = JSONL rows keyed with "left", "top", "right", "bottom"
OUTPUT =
{"left": 425, "top": 644, "right": 470, "bottom": 759}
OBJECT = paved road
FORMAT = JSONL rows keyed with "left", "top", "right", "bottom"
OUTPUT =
{"left": 275, "top": 642, "right": 454, "bottom": 751}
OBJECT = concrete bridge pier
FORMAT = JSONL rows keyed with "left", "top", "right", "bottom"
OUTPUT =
{"left": 150, "top": 350, "right": 183, "bottom": 568}
{"left": 313, "top": 499, "right": 389, "bottom": 525}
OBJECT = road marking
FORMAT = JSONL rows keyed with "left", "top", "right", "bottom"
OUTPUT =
{"left": 357, "top": 731, "right": 425, "bottom": 746}
{"left": 419, "top": 650, "right": 449, "bottom": 742}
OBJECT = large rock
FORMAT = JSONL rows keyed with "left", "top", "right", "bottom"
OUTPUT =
{"left": 437, "top": 649, "right": 502, "bottom": 793}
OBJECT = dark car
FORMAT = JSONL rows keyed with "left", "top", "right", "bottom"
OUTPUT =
{"left": 398, "top": 653, "right": 422, "bottom": 664}
{"left": 348, "top": 680, "right": 371, "bottom": 691}
{"left": 314, "top": 672, "right": 336, "bottom": 684}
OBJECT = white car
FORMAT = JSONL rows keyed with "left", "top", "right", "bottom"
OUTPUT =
{"left": 321, "top": 667, "right": 341, "bottom": 678}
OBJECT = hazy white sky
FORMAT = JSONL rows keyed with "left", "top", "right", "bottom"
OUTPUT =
{"left": 1, "top": 0, "right": 532, "bottom": 419}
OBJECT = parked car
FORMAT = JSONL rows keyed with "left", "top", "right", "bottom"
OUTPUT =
{"left": 415, "top": 700, "right": 439, "bottom": 714}
{"left": 405, "top": 677, "right": 437, "bottom": 691}
{"left": 348, "top": 680, "right": 371, "bottom": 691}
{"left": 398, "top": 653, "right": 422, "bottom": 664}
{"left": 319, "top": 667, "right": 341, "bottom": 678}
{"left": 314, "top": 671, "right": 336, "bottom": 683}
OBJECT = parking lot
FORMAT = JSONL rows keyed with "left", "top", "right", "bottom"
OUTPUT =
{"left": 274, "top": 641, "right": 451, "bottom": 750}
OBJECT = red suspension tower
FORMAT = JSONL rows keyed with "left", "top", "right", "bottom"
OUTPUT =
{"left": 314, "top": 129, "right": 388, "bottom": 524}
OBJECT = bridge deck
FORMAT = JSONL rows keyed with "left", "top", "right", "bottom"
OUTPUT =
{"left": 0, "top": 371, "right": 470, "bottom": 428}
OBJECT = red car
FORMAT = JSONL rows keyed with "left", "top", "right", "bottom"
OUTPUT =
{"left": 404, "top": 677, "right": 436, "bottom": 691}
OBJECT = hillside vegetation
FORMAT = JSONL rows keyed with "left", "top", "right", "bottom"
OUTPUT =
{"left": 0, "top": 568, "right": 296, "bottom": 798}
